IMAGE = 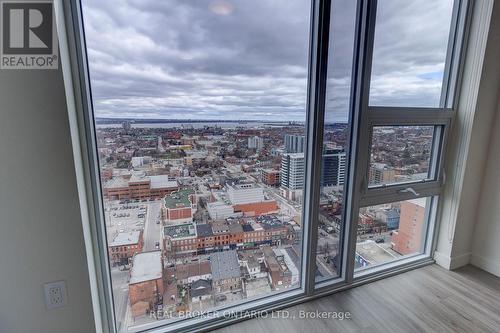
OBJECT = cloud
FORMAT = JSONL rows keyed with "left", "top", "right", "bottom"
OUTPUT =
{"left": 82, "top": 0, "right": 454, "bottom": 122}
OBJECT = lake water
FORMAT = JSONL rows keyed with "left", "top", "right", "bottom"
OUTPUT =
{"left": 95, "top": 121, "right": 300, "bottom": 129}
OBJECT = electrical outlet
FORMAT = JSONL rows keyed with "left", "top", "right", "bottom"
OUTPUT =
{"left": 44, "top": 281, "right": 67, "bottom": 309}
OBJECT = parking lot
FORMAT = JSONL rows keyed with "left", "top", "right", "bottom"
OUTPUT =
{"left": 104, "top": 201, "right": 148, "bottom": 239}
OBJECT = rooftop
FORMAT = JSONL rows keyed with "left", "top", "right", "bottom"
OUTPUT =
{"left": 163, "top": 223, "right": 196, "bottom": 239}
{"left": 210, "top": 250, "right": 241, "bottom": 281}
{"left": 283, "top": 153, "right": 305, "bottom": 159}
{"left": 190, "top": 279, "right": 212, "bottom": 298}
{"left": 356, "top": 240, "right": 398, "bottom": 266}
{"left": 164, "top": 189, "right": 194, "bottom": 209}
{"left": 196, "top": 224, "right": 214, "bottom": 237}
{"left": 167, "top": 261, "right": 211, "bottom": 281}
{"left": 149, "top": 175, "right": 178, "bottom": 189}
{"left": 129, "top": 173, "right": 151, "bottom": 184}
{"left": 226, "top": 183, "right": 259, "bottom": 191}
{"left": 109, "top": 231, "right": 141, "bottom": 247}
{"left": 103, "top": 177, "right": 129, "bottom": 189}
{"left": 407, "top": 197, "right": 427, "bottom": 208}
{"left": 242, "top": 224, "right": 254, "bottom": 232}
{"left": 129, "top": 251, "right": 163, "bottom": 284}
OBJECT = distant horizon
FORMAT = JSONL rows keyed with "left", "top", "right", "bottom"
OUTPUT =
{"left": 95, "top": 117, "right": 349, "bottom": 125}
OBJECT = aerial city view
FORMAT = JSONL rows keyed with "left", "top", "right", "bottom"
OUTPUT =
{"left": 97, "top": 120, "right": 431, "bottom": 330}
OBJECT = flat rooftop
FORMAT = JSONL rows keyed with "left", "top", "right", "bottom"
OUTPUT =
{"left": 226, "top": 183, "right": 259, "bottom": 190}
{"left": 196, "top": 224, "right": 214, "bottom": 237}
{"left": 164, "top": 189, "right": 194, "bottom": 209}
{"left": 129, "top": 251, "right": 162, "bottom": 284}
{"left": 283, "top": 153, "right": 304, "bottom": 159}
{"left": 163, "top": 223, "right": 196, "bottom": 239}
{"left": 109, "top": 231, "right": 141, "bottom": 247}
{"left": 129, "top": 173, "right": 151, "bottom": 183}
{"left": 356, "top": 240, "right": 398, "bottom": 266}
{"left": 104, "top": 177, "right": 129, "bottom": 189}
{"left": 149, "top": 175, "right": 178, "bottom": 189}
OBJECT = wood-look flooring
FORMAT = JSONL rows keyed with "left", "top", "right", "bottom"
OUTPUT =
{"left": 211, "top": 265, "right": 500, "bottom": 333}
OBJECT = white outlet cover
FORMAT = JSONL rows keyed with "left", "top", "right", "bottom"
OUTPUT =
{"left": 44, "top": 280, "right": 67, "bottom": 309}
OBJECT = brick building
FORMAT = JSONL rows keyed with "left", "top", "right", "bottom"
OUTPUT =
{"left": 391, "top": 198, "right": 426, "bottom": 255}
{"left": 129, "top": 251, "right": 164, "bottom": 318}
{"left": 163, "top": 223, "right": 198, "bottom": 257}
{"left": 210, "top": 250, "right": 242, "bottom": 294}
{"left": 164, "top": 261, "right": 212, "bottom": 285}
{"left": 108, "top": 230, "right": 144, "bottom": 266}
{"left": 233, "top": 201, "right": 279, "bottom": 216}
{"left": 103, "top": 174, "right": 179, "bottom": 200}
{"left": 163, "top": 189, "right": 196, "bottom": 223}
{"left": 262, "top": 246, "right": 292, "bottom": 289}
{"left": 260, "top": 169, "right": 280, "bottom": 186}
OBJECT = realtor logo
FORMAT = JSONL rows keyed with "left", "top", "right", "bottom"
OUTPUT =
{"left": 1, "top": 0, "right": 58, "bottom": 69}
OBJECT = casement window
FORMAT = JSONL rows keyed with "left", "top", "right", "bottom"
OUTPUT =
{"left": 58, "top": 0, "right": 471, "bottom": 332}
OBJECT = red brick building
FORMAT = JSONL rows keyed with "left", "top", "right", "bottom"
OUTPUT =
{"left": 163, "top": 189, "right": 196, "bottom": 223}
{"left": 129, "top": 251, "right": 164, "bottom": 318}
{"left": 233, "top": 201, "right": 279, "bottom": 216}
{"left": 103, "top": 174, "right": 179, "bottom": 200}
{"left": 392, "top": 199, "right": 426, "bottom": 255}
{"left": 108, "top": 230, "right": 144, "bottom": 266}
{"left": 261, "top": 169, "right": 280, "bottom": 186}
{"left": 162, "top": 223, "right": 198, "bottom": 257}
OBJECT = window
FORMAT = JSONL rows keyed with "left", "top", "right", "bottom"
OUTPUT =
{"left": 369, "top": 0, "right": 455, "bottom": 107}
{"left": 60, "top": 0, "right": 471, "bottom": 332}
{"left": 355, "top": 197, "right": 434, "bottom": 269}
{"left": 314, "top": 0, "right": 357, "bottom": 282}
{"left": 368, "top": 125, "right": 438, "bottom": 187}
{"left": 82, "top": 0, "right": 309, "bottom": 330}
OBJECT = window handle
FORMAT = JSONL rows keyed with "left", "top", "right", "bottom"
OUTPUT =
{"left": 398, "top": 187, "right": 419, "bottom": 196}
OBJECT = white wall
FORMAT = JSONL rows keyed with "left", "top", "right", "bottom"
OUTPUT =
{"left": 0, "top": 64, "right": 95, "bottom": 331}
{"left": 471, "top": 96, "right": 500, "bottom": 277}
{"left": 434, "top": 0, "right": 500, "bottom": 270}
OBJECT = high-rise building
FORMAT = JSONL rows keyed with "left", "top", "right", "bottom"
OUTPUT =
{"left": 321, "top": 146, "right": 346, "bottom": 187}
{"left": 391, "top": 198, "right": 426, "bottom": 255}
{"left": 280, "top": 153, "right": 305, "bottom": 190}
{"left": 122, "top": 121, "right": 131, "bottom": 132}
{"left": 369, "top": 163, "right": 396, "bottom": 185}
{"left": 248, "top": 136, "right": 264, "bottom": 150}
{"left": 284, "top": 134, "right": 305, "bottom": 153}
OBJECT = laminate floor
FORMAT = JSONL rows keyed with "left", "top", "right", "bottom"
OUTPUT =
{"left": 211, "top": 265, "right": 500, "bottom": 333}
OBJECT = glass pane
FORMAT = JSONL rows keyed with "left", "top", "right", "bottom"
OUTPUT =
{"left": 354, "top": 197, "right": 432, "bottom": 270}
{"left": 82, "top": 0, "right": 310, "bottom": 331}
{"left": 315, "top": 0, "right": 357, "bottom": 282}
{"left": 369, "top": 0, "right": 454, "bottom": 107}
{"left": 368, "top": 126, "right": 436, "bottom": 188}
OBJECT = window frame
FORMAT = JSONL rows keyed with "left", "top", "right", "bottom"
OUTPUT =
{"left": 342, "top": 0, "right": 471, "bottom": 281}
{"left": 55, "top": 0, "right": 472, "bottom": 332}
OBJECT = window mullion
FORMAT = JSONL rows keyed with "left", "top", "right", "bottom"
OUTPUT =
{"left": 301, "top": 0, "right": 331, "bottom": 295}
{"left": 441, "top": 0, "right": 472, "bottom": 109}
{"left": 342, "top": 0, "right": 378, "bottom": 284}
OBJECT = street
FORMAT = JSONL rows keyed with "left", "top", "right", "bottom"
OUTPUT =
{"left": 111, "top": 268, "right": 130, "bottom": 332}
{"left": 143, "top": 201, "right": 163, "bottom": 251}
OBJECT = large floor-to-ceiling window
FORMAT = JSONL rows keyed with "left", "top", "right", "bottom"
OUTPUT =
{"left": 60, "top": 0, "right": 470, "bottom": 331}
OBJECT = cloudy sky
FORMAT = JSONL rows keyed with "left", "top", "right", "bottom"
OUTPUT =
{"left": 82, "top": 0, "right": 453, "bottom": 122}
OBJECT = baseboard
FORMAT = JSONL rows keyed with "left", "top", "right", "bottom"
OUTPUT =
{"left": 434, "top": 251, "right": 471, "bottom": 270}
{"left": 470, "top": 254, "right": 500, "bottom": 277}
{"left": 434, "top": 251, "right": 452, "bottom": 269}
